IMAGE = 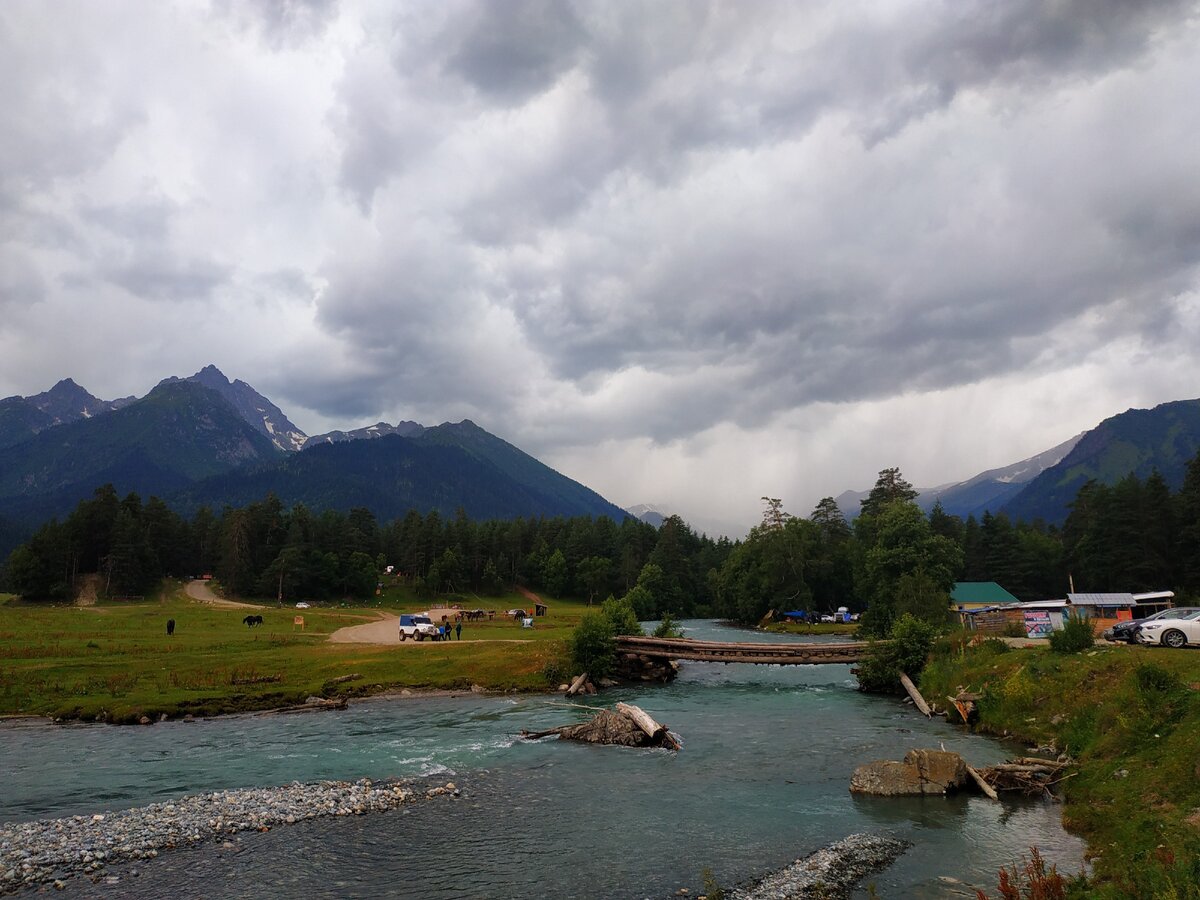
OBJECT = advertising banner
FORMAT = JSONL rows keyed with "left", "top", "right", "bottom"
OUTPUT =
{"left": 1023, "top": 610, "right": 1054, "bottom": 639}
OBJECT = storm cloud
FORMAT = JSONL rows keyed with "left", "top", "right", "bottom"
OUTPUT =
{"left": 2, "top": 0, "right": 1199, "bottom": 536}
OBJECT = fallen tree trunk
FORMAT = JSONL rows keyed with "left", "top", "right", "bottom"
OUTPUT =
{"left": 965, "top": 764, "right": 999, "bottom": 801}
{"left": 566, "top": 672, "right": 589, "bottom": 697}
{"left": 521, "top": 704, "right": 681, "bottom": 751}
{"left": 899, "top": 672, "right": 932, "bottom": 717}
{"left": 616, "top": 702, "right": 682, "bottom": 751}
{"left": 519, "top": 725, "right": 569, "bottom": 740}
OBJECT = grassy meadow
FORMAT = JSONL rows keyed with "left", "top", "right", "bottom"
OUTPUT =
{"left": 0, "top": 582, "right": 596, "bottom": 724}
{"left": 921, "top": 637, "right": 1200, "bottom": 896}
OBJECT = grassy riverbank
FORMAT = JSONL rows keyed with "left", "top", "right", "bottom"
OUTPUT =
{"left": 920, "top": 637, "right": 1200, "bottom": 897}
{"left": 0, "top": 582, "right": 588, "bottom": 724}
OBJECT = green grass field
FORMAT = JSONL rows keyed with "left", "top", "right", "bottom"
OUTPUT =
{"left": 0, "top": 582, "right": 596, "bottom": 724}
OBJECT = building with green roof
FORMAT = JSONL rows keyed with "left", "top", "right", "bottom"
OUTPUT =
{"left": 951, "top": 581, "right": 1020, "bottom": 611}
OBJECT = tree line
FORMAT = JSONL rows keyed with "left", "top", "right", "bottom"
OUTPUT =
{"left": 5, "top": 456, "right": 1200, "bottom": 627}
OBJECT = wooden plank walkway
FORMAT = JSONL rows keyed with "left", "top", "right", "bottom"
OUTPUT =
{"left": 616, "top": 635, "right": 868, "bottom": 665}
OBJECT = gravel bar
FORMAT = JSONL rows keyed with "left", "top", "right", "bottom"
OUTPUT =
{"left": 0, "top": 777, "right": 459, "bottom": 894}
{"left": 731, "top": 833, "right": 911, "bottom": 900}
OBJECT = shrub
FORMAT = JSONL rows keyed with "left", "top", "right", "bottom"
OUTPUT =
{"left": 569, "top": 611, "right": 616, "bottom": 677}
{"left": 1002, "top": 621, "right": 1028, "bottom": 638}
{"left": 975, "top": 637, "right": 1012, "bottom": 656}
{"left": 653, "top": 613, "right": 683, "bottom": 638}
{"left": 856, "top": 613, "right": 938, "bottom": 694}
{"left": 975, "top": 847, "right": 1067, "bottom": 900}
{"left": 1048, "top": 616, "right": 1094, "bottom": 653}
{"left": 601, "top": 595, "right": 643, "bottom": 637}
{"left": 1134, "top": 662, "right": 1183, "bottom": 697}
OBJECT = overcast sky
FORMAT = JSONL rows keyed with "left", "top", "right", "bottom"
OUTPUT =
{"left": 3, "top": 1, "right": 1200, "bottom": 537}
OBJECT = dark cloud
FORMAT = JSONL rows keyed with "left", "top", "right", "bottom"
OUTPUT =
{"left": 446, "top": 0, "right": 586, "bottom": 104}
{"left": 101, "top": 255, "right": 231, "bottom": 302}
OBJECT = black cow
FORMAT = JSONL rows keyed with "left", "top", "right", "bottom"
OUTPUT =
{"left": 166, "top": 619, "right": 175, "bottom": 636}
{"left": 243, "top": 614, "right": 264, "bottom": 627}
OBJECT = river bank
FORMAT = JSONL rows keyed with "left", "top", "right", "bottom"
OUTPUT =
{"left": 919, "top": 635, "right": 1200, "bottom": 898}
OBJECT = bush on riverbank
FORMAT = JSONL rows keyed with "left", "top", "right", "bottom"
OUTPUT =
{"left": 566, "top": 597, "right": 645, "bottom": 678}
{"left": 920, "top": 640, "right": 1200, "bottom": 897}
{"left": 1048, "top": 616, "right": 1094, "bottom": 653}
{"left": 856, "top": 613, "right": 938, "bottom": 694}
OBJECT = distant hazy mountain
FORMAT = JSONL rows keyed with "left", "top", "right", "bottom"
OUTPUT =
{"left": 626, "top": 503, "right": 668, "bottom": 527}
{"left": 303, "top": 420, "right": 425, "bottom": 448}
{"left": 836, "top": 432, "right": 1083, "bottom": 521}
{"left": 158, "top": 365, "right": 309, "bottom": 453}
{"left": 1002, "top": 399, "right": 1200, "bottom": 525}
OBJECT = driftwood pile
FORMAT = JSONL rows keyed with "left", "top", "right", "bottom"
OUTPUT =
{"left": 521, "top": 702, "right": 682, "bottom": 751}
{"left": 975, "top": 757, "right": 1074, "bottom": 798}
{"left": 850, "top": 748, "right": 1071, "bottom": 802}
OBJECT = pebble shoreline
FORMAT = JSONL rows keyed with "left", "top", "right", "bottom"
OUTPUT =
{"left": 0, "top": 777, "right": 457, "bottom": 894}
{"left": 731, "top": 833, "right": 911, "bottom": 900}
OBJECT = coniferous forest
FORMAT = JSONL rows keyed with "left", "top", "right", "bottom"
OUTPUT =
{"left": 6, "top": 455, "right": 1200, "bottom": 630}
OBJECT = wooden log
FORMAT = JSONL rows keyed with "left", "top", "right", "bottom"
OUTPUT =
{"left": 966, "top": 764, "right": 999, "bottom": 801}
{"left": 616, "top": 702, "right": 664, "bottom": 739}
{"left": 899, "top": 672, "right": 932, "bottom": 717}
{"left": 988, "top": 763, "right": 1064, "bottom": 774}
{"left": 566, "top": 672, "right": 589, "bottom": 697}
{"left": 946, "top": 695, "right": 975, "bottom": 723}
{"left": 520, "top": 725, "right": 569, "bottom": 740}
{"left": 615, "top": 702, "right": 681, "bottom": 751}
{"left": 1011, "top": 757, "right": 1069, "bottom": 769}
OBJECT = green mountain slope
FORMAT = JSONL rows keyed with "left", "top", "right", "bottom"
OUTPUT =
{"left": 414, "top": 420, "right": 628, "bottom": 519}
{"left": 1002, "top": 399, "right": 1200, "bottom": 524}
{"left": 0, "top": 380, "right": 282, "bottom": 513}
{"left": 174, "top": 428, "right": 629, "bottom": 523}
{"left": 0, "top": 397, "right": 53, "bottom": 450}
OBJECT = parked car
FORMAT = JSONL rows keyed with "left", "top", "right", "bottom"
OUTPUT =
{"left": 398, "top": 614, "right": 439, "bottom": 641}
{"left": 1136, "top": 609, "right": 1200, "bottom": 648}
{"left": 294, "top": 602, "right": 310, "bottom": 609}
{"left": 1103, "top": 607, "right": 1200, "bottom": 643}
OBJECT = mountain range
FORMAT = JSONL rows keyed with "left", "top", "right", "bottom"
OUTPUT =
{"left": 837, "top": 398, "right": 1200, "bottom": 525}
{"left": 0, "top": 367, "right": 628, "bottom": 553}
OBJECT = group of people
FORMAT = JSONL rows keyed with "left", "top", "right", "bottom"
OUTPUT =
{"left": 437, "top": 619, "right": 463, "bottom": 641}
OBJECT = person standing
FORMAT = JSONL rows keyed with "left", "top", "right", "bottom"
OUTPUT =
{"left": 455, "top": 619, "right": 462, "bottom": 641}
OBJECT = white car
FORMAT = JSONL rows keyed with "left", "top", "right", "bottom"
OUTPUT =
{"left": 1136, "top": 609, "right": 1200, "bottom": 648}
{"left": 295, "top": 602, "right": 311, "bottom": 609}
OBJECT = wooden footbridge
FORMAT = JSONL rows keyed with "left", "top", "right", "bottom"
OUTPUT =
{"left": 616, "top": 635, "right": 868, "bottom": 665}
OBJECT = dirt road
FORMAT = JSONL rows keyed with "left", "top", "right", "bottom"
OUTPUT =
{"left": 328, "top": 615, "right": 401, "bottom": 644}
{"left": 327, "top": 614, "right": 531, "bottom": 645}
{"left": 184, "top": 579, "right": 263, "bottom": 610}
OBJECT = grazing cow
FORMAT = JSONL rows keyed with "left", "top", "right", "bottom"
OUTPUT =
{"left": 166, "top": 619, "right": 175, "bottom": 636}
{"left": 243, "top": 614, "right": 264, "bottom": 627}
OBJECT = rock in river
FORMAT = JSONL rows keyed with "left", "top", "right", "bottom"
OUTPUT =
{"left": 849, "top": 749, "right": 968, "bottom": 797}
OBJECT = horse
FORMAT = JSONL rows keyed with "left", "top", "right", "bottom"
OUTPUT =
{"left": 166, "top": 619, "right": 175, "bottom": 636}
{"left": 243, "top": 614, "right": 264, "bottom": 627}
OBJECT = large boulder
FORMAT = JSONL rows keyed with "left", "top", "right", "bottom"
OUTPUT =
{"left": 849, "top": 749, "right": 968, "bottom": 796}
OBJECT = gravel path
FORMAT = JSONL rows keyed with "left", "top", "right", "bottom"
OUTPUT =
{"left": 731, "top": 833, "right": 911, "bottom": 899}
{"left": 0, "top": 777, "right": 457, "bottom": 894}
{"left": 184, "top": 580, "right": 263, "bottom": 610}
